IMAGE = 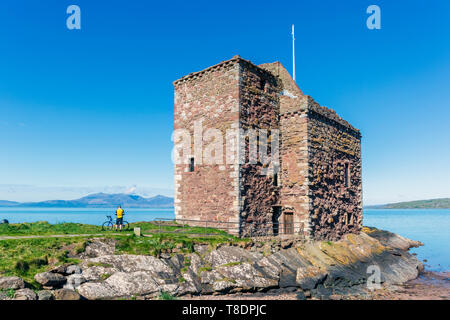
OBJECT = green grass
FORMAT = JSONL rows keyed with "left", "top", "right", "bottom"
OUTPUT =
{"left": 100, "top": 273, "right": 112, "bottom": 280}
{"left": 0, "top": 221, "right": 103, "bottom": 236}
{"left": 0, "top": 237, "right": 90, "bottom": 287}
{"left": 218, "top": 261, "right": 242, "bottom": 268}
{"left": 158, "top": 291, "right": 177, "bottom": 300}
{"left": 114, "top": 232, "right": 243, "bottom": 257}
{"left": 87, "top": 262, "right": 113, "bottom": 268}
{"left": 0, "top": 221, "right": 239, "bottom": 238}
{"left": 0, "top": 288, "right": 16, "bottom": 299}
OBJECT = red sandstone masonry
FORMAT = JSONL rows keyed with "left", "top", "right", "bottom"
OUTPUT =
{"left": 173, "top": 60, "right": 240, "bottom": 228}
{"left": 174, "top": 56, "right": 362, "bottom": 240}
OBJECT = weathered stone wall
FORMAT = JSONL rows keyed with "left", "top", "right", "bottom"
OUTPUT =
{"left": 260, "top": 62, "right": 312, "bottom": 238}
{"left": 173, "top": 58, "right": 241, "bottom": 226}
{"left": 306, "top": 98, "right": 363, "bottom": 240}
{"left": 279, "top": 107, "right": 311, "bottom": 238}
{"left": 238, "top": 61, "right": 281, "bottom": 236}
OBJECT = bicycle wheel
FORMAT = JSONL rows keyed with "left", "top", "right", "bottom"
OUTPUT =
{"left": 102, "top": 221, "right": 114, "bottom": 231}
{"left": 122, "top": 221, "right": 130, "bottom": 231}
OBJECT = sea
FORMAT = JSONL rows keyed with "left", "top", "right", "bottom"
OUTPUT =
{"left": 0, "top": 207, "right": 448, "bottom": 272}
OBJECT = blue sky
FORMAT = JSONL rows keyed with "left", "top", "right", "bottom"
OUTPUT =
{"left": 0, "top": 0, "right": 449, "bottom": 204}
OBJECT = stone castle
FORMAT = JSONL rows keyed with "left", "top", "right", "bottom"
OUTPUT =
{"left": 173, "top": 55, "right": 362, "bottom": 240}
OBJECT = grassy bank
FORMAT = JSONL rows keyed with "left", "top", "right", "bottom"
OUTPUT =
{"left": 0, "top": 221, "right": 103, "bottom": 236}
{"left": 0, "top": 237, "right": 88, "bottom": 286}
{"left": 0, "top": 221, "right": 234, "bottom": 237}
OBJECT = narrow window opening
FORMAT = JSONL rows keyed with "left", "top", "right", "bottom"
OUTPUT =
{"left": 260, "top": 79, "right": 266, "bottom": 91}
{"left": 189, "top": 157, "right": 195, "bottom": 172}
{"left": 272, "top": 207, "right": 281, "bottom": 236}
{"left": 273, "top": 173, "right": 278, "bottom": 186}
{"left": 344, "top": 163, "right": 350, "bottom": 187}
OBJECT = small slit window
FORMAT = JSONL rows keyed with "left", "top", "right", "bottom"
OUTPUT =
{"left": 273, "top": 173, "right": 278, "bottom": 186}
{"left": 344, "top": 163, "right": 350, "bottom": 187}
{"left": 189, "top": 157, "right": 195, "bottom": 172}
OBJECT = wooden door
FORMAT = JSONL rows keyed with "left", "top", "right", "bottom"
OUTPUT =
{"left": 284, "top": 212, "right": 294, "bottom": 235}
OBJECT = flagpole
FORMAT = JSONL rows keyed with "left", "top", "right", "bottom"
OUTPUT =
{"left": 292, "top": 24, "right": 296, "bottom": 82}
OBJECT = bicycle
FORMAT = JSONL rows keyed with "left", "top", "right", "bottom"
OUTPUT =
{"left": 102, "top": 215, "right": 130, "bottom": 231}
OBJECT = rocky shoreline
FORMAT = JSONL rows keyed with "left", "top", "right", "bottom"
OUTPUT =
{"left": 0, "top": 227, "right": 432, "bottom": 300}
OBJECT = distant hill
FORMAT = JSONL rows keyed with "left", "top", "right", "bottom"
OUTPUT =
{"left": 0, "top": 193, "right": 174, "bottom": 208}
{"left": 0, "top": 200, "right": 20, "bottom": 206}
{"left": 366, "top": 198, "right": 450, "bottom": 209}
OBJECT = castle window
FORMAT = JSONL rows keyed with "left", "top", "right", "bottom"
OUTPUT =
{"left": 273, "top": 173, "right": 278, "bottom": 186}
{"left": 260, "top": 79, "right": 268, "bottom": 92}
{"left": 189, "top": 157, "right": 195, "bottom": 172}
{"left": 344, "top": 163, "right": 350, "bottom": 187}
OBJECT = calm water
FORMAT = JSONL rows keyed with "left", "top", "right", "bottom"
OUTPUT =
{"left": 0, "top": 208, "right": 175, "bottom": 226}
{"left": 0, "top": 207, "right": 448, "bottom": 271}
{"left": 364, "top": 209, "right": 450, "bottom": 272}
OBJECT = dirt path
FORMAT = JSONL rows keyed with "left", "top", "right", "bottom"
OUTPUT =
{"left": 0, "top": 233, "right": 124, "bottom": 240}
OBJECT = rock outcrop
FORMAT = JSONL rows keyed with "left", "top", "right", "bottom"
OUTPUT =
{"left": 0, "top": 228, "right": 425, "bottom": 300}
{"left": 74, "top": 229, "right": 422, "bottom": 300}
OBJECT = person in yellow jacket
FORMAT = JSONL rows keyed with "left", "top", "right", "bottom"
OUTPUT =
{"left": 115, "top": 205, "right": 125, "bottom": 231}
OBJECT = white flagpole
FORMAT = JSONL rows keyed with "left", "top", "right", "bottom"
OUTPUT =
{"left": 292, "top": 24, "right": 296, "bottom": 82}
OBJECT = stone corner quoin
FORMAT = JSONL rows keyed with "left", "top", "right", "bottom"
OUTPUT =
{"left": 173, "top": 55, "right": 362, "bottom": 241}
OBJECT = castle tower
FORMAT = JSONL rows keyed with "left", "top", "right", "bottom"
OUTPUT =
{"left": 173, "top": 56, "right": 362, "bottom": 240}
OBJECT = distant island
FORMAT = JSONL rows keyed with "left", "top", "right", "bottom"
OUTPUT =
{"left": 366, "top": 198, "right": 450, "bottom": 209}
{"left": 0, "top": 193, "right": 174, "bottom": 208}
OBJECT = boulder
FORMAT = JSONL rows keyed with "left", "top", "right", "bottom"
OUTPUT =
{"left": 66, "top": 265, "right": 82, "bottom": 275}
{"left": 81, "top": 265, "right": 118, "bottom": 282}
{"left": 81, "top": 255, "right": 175, "bottom": 277}
{"left": 37, "top": 290, "right": 54, "bottom": 300}
{"left": 50, "top": 264, "right": 82, "bottom": 275}
{"left": 50, "top": 265, "right": 68, "bottom": 275}
{"left": 63, "top": 274, "right": 86, "bottom": 290}
{"left": 78, "top": 271, "right": 168, "bottom": 300}
{"left": 81, "top": 239, "right": 115, "bottom": 258}
{"left": 0, "top": 276, "right": 25, "bottom": 290}
{"left": 53, "top": 289, "right": 81, "bottom": 300}
{"left": 200, "top": 262, "right": 278, "bottom": 293}
{"left": 216, "top": 263, "right": 278, "bottom": 291}
{"left": 14, "top": 288, "right": 37, "bottom": 300}
{"left": 34, "top": 272, "right": 67, "bottom": 288}
{"left": 0, "top": 292, "right": 11, "bottom": 300}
